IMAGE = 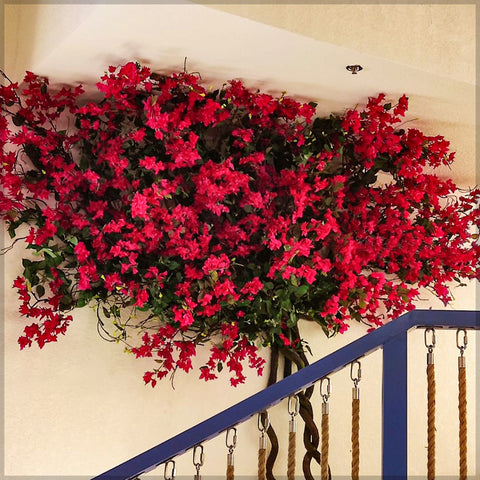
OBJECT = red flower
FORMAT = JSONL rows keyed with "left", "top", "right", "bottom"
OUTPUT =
{"left": 2, "top": 62, "right": 477, "bottom": 387}
{"left": 241, "top": 278, "right": 263, "bottom": 296}
{"left": 74, "top": 242, "right": 90, "bottom": 263}
{"left": 131, "top": 192, "right": 149, "bottom": 220}
{"left": 202, "top": 254, "right": 230, "bottom": 275}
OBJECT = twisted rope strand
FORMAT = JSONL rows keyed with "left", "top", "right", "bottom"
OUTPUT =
{"left": 258, "top": 447, "right": 267, "bottom": 480}
{"left": 351, "top": 397, "right": 360, "bottom": 480}
{"left": 458, "top": 364, "right": 467, "bottom": 480}
{"left": 427, "top": 363, "right": 435, "bottom": 480}
{"left": 321, "top": 412, "right": 329, "bottom": 480}
{"left": 287, "top": 431, "right": 296, "bottom": 480}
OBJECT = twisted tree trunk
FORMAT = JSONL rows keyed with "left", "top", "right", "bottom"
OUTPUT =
{"left": 264, "top": 325, "right": 330, "bottom": 480}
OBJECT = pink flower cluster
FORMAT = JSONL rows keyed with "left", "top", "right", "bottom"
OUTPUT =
{"left": 1, "top": 62, "right": 478, "bottom": 386}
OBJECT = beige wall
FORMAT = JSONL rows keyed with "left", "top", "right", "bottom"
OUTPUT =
{"left": 3, "top": 243, "right": 478, "bottom": 477}
{"left": 3, "top": 3, "right": 477, "bottom": 478}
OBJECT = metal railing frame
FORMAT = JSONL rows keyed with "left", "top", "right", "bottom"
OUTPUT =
{"left": 92, "top": 309, "right": 479, "bottom": 480}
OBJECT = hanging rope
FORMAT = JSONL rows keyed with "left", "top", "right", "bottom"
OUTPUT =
{"left": 258, "top": 446, "right": 267, "bottom": 480}
{"left": 287, "top": 395, "right": 299, "bottom": 480}
{"left": 258, "top": 411, "right": 269, "bottom": 480}
{"left": 425, "top": 328, "right": 436, "bottom": 480}
{"left": 227, "top": 460, "right": 235, "bottom": 480}
{"left": 457, "top": 329, "right": 468, "bottom": 480}
{"left": 320, "top": 377, "right": 331, "bottom": 480}
{"left": 350, "top": 360, "right": 361, "bottom": 480}
{"left": 281, "top": 342, "right": 321, "bottom": 480}
{"left": 226, "top": 427, "right": 237, "bottom": 480}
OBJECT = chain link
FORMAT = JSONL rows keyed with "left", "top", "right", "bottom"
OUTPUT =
{"left": 320, "top": 377, "right": 331, "bottom": 403}
{"left": 164, "top": 459, "right": 176, "bottom": 480}
{"left": 226, "top": 427, "right": 237, "bottom": 454}
{"left": 456, "top": 329, "right": 468, "bottom": 356}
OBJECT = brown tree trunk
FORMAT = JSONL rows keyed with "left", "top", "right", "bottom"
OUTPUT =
{"left": 264, "top": 324, "right": 328, "bottom": 480}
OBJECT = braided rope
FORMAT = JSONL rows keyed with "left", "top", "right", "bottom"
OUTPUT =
{"left": 321, "top": 412, "right": 329, "bottom": 480}
{"left": 427, "top": 363, "right": 435, "bottom": 480}
{"left": 458, "top": 363, "right": 467, "bottom": 480}
{"left": 351, "top": 397, "right": 360, "bottom": 480}
{"left": 226, "top": 463, "right": 234, "bottom": 480}
{"left": 258, "top": 447, "right": 267, "bottom": 480}
{"left": 287, "top": 431, "right": 296, "bottom": 480}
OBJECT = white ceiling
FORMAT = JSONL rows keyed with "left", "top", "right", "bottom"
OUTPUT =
{"left": 4, "top": 2, "right": 476, "bottom": 186}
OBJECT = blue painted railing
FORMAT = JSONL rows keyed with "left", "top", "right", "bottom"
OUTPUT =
{"left": 93, "top": 309, "right": 479, "bottom": 480}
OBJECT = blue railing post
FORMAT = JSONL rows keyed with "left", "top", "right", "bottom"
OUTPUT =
{"left": 382, "top": 331, "right": 408, "bottom": 479}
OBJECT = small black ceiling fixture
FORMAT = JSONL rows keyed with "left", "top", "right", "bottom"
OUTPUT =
{"left": 346, "top": 65, "right": 363, "bottom": 74}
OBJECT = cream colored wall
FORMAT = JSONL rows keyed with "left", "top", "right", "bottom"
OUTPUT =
{"left": 4, "top": 3, "right": 476, "bottom": 187}
{"left": 3, "top": 3, "right": 478, "bottom": 478}
{"left": 205, "top": 4, "right": 476, "bottom": 85}
{"left": 3, "top": 243, "right": 478, "bottom": 477}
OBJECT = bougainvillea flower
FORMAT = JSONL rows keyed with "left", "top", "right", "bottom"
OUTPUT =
{"left": 0, "top": 62, "right": 478, "bottom": 386}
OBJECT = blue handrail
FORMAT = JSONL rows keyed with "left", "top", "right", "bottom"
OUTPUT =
{"left": 92, "top": 309, "right": 479, "bottom": 480}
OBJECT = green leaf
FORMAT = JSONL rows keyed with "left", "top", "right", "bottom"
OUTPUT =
{"left": 287, "top": 310, "right": 298, "bottom": 327}
{"left": 280, "top": 297, "right": 291, "bottom": 311}
{"left": 67, "top": 235, "right": 79, "bottom": 246}
{"left": 32, "top": 247, "right": 56, "bottom": 258}
{"left": 35, "top": 285, "right": 45, "bottom": 298}
{"left": 76, "top": 298, "right": 87, "bottom": 308}
{"left": 59, "top": 294, "right": 73, "bottom": 309}
{"left": 46, "top": 255, "right": 63, "bottom": 268}
{"left": 136, "top": 303, "right": 152, "bottom": 312}
{"left": 294, "top": 285, "right": 309, "bottom": 298}
{"left": 76, "top": 295, "right": 91, "bottom": 308}
{"left": 12, "top": 114, "right": 25, "bottom": 126}
{"left": 332, "top": 182, "right": 344, "bottom": 193}
{"left": 22, "top": 258, "right": 32, "bottom": 268}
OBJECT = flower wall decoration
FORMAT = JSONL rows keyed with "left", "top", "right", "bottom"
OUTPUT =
{"left": 1, "top": 62, "right": 478, "bottom": 386}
